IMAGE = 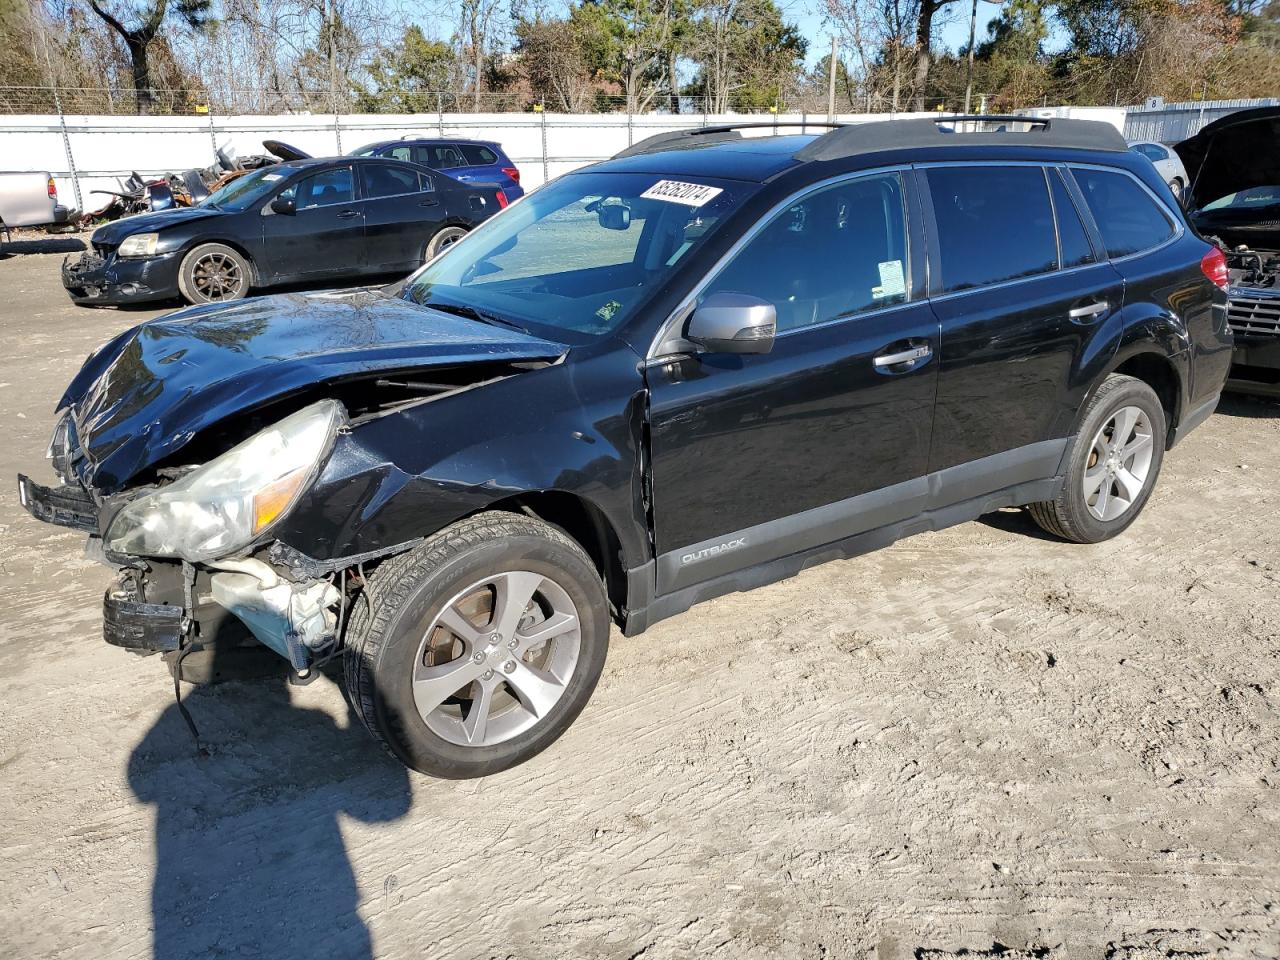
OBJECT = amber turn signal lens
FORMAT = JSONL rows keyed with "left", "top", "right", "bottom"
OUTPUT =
{"left": 252, "top": 468, "right": 307, "bottom": 533}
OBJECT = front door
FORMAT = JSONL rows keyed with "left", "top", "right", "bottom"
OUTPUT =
{"left": 260, "top": 164, "right": 366, "bottom": 281}
{"left": 645, "top": 170, "right": 940, "bottom": 595}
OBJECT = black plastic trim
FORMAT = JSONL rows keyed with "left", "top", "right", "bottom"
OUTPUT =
{"left": 1170, "top": 392, "right": 1221, "bottom": 444}
{"left": 103, "top": 589, "right": 184, "bottom": 652}
{"left": 653, "top": 438, "right": 1067, "bottom": 597}
{"left": 17, "top": 473, "right": 98, "bottom": 532}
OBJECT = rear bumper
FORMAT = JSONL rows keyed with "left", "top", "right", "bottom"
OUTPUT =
{"left": 61, "top": 250, "right": 180, "bottom": 305}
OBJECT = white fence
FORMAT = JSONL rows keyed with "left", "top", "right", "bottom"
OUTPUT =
{"left": 1, "top": 106, "right": 1129, "bottom": 215}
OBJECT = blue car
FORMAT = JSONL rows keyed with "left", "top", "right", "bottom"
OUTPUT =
{"left": 349, "top": 138, "right": 524, "bottom": 202}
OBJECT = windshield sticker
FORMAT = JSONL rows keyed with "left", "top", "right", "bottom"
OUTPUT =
{"left": 595, "top": 299, "right": 623, "bottom": 322}
{"left": 262, "top": 173, "right": 283, "bottom": 181}
{"left": 641, "top": 180, "right": 724, "bottom": 207}
{"left": 874, "top": 259, "right": 906, "bottom": 300}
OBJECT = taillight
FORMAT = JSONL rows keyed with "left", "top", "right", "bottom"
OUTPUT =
{"left": 1201, "top": 246, "right": 1229, "bottom": 291}
{"left": 47, "top": 177, "right": 57, "bottom": 200}
{"left": 501, "top": 166, "right": 520, "bottom": 184}
{"left": 495, "top": 190, "right": 508, "bottom": 209}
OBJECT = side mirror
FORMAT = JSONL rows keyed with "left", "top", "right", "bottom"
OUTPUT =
{"left": 686, "top": 292, "right": 776, "bottom": 355}
{"left": 270, "top": 196, "right": 296, "bottom": 216}
{"left": 597, "top": 203, "right": 631, "bottom": 231}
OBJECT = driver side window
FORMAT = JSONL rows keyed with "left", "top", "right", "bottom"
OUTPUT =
{"left": 279, "top": 167, "right": 354, "bottom": 210}
{"left": 699, "top": 173, "right": 909, "bottom": 333}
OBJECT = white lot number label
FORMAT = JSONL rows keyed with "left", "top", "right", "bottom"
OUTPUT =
{"left": 641, "top": 180, "right": 724, "bottom": 207}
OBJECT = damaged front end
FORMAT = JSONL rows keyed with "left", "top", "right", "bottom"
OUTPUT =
{"left": 19, "top": 289, "right": 568, "bottom": 680}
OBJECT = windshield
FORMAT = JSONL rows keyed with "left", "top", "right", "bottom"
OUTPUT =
{"left": 201, "top": 167, "right": 290, "bottom": 211}
{"left": 1202, "top": 185, "right": 1280, "bottom": 211}
{"left": 401, "top": 171, "right": 759, "bottom": 342}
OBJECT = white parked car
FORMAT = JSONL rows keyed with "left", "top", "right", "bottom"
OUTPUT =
{"left": 1128, "top": 141, "right": 1191, "bottom": 203}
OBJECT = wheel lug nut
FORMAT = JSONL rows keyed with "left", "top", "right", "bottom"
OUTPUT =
{"left": 503, "top": 660, "right": 517, "bottom": 674}
{"left": 507, "top": 638, "right": 518, "bottom": 650}
{"left": 472, "top": 651, "right": 485, "bottom": 663}
{"left": 481, "top": 669, "right": 494, "bottom": 681}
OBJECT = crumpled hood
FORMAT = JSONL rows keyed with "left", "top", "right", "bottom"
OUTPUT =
{"left": 1175, "top": 106, "right": 1280, "bottom": 212}
{"left": 92, "top": 206, "right": 224, "bottom": 245}
{"left": 60, "top": 289, "right": 565, "bottom": 492}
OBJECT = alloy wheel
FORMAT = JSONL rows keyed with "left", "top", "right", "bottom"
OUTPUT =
{"left": 192, "top": 252, "right": 244, "bottom": 301}
{"left": 412, "top": 570, "right": 582, "bottom": 747}
{"left": 1083, "top": 404, "right": 1155, "bottom": 522}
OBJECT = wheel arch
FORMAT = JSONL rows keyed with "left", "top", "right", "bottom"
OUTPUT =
{"left": 1096, "top": 346, "right": 1186, "bottom": 448}
{"left": 479, "top": 491, "right": 629, "bottom": 626}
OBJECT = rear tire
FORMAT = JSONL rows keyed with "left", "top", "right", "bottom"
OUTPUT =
{"left": 177, "top": 242, "right": 251, "bottom": 305}
{"left": 1028, "top": 374, "right": 1167, "bottom": 544}
{"left": 424, "top": 225, "right": 468, "bottom": 262}
{"left": 344, "top": 512, "right": 609, "bottom": 778}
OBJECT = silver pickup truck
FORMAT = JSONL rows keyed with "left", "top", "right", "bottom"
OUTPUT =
{"left": 0, "top": 171, "right": 74, "bottom": 237}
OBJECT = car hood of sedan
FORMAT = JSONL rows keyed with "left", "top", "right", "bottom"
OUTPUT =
{"left": 1175, "top": 106, "right": 1280, "bottom": 212}
{"left": 92, "top": 206, "right": 224, "bottom": 245}
{"left": 58, "top": 289, "right": 566, "bottom": 492}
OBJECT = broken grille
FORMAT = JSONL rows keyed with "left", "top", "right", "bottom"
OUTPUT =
{"left": 1228, "top": 296, "right": 1280, "bottom": 337}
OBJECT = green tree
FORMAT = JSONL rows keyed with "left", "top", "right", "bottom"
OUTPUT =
{"left": 356, "top": 26, "right": 456, "bottom": 112}
{"left": 686, "top": 0, "right": 806, "bottom": 112}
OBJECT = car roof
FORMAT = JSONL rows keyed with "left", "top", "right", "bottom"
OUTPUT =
{"left": 593, "top": 134, "right": 819, "bottom": 182}
{"left": 361, "top": 137, "right": 501, "bottom": 150}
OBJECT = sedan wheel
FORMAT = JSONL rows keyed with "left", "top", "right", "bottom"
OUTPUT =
{"left": 425, "top": 226, "right": 468, "bottom": 262}
{"left": 178, "top": 242, "right": 251, "bottom": 305}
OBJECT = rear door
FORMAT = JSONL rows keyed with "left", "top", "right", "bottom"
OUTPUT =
{"left": 359, "top": 162, "right": 446, "bottom": 272}
{"left": 645, "top": 170, "right": 940, "bottom": 594}
{"left": 260, "top": 164, "right": 365, "bottom": 280}
{"left": 921, "top": 162, "right": 1125, "bottom": 484}
{"left": 413, "top": 143, "right": 468, "bottom": 178}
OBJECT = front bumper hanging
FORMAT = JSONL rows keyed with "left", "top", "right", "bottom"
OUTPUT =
{"left": 17, "top": 473, "right": 98, "bottom": 532}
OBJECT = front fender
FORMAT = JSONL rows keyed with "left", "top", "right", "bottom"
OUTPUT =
{"left": 272, "top": 344, "right": 652, "bottom": 571}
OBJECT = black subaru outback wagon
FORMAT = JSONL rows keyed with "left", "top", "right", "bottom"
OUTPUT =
{"left": 19, "top": 116, "right": 1232, "bottom": 778}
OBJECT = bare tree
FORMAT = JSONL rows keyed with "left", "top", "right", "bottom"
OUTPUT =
{"left": 86, "top": 0, "right": 211, "bottom": 113}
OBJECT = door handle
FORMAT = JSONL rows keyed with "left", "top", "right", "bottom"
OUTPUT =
{"left": 336, "top": 209, "right": 360, "bottom": 220}
{"left": 1068, "top": 300, "right": 1109, "bottom": 322}
{"left": 418, "top": 198, "right": 440, "bottom": 207}
{"left": 874, "top": 344, "right": 932, "bottom": 369}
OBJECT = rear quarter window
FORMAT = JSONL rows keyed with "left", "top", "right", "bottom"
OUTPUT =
{"left": 460, "top": 144, "right": 499, "bottom": 165}
{"left": 926, "top": 164, "right": 1058, "bottom": 293}
{"left": 1071, "top": 167, "right": 1175, "bottom": 258}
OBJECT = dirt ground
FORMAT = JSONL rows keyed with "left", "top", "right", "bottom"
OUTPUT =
{"left": 1, "top": 246, "right": 1279, "bottom": 960}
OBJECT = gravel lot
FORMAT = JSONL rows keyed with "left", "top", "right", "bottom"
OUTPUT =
{"left": 2, "top": 246, "right": 1279, "bottom": 960}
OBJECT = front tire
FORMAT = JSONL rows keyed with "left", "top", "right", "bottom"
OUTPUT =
{"left": 1029, "top": 374, "right": 1167, "bottom": 544}
{"left": 1169, "top": 178, "right": 1185, "bottom": 204}
{"left": 177, "top": 242, "right": 251, "bottom": 304}
{"left": 344, "top": 512, "right": 609, "bottom": 778}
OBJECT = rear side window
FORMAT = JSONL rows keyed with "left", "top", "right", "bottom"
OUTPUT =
{"left": 1050, "top": 170, "right": 1096, "bottom": 269}
{"left": 460, "top": 144, "right": 499, "bottom": 165}
{"left": 360, "top": 163, "right": 422, "bottom": 199}
{"left": 384, "top": 145, "right": 412, "bottom": 162}
{"left": 1072, "top": 167, "right": 1174, "bottom": 258}
{"left": 416, "top": 145, "right": 465, "bottom": 169}
{"left": 926, "top": 165, "right": 1057, "bottom": 292}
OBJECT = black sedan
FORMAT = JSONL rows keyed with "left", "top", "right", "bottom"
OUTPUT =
{"left": 62, "top": 156, "right": 508, "bottom": 306}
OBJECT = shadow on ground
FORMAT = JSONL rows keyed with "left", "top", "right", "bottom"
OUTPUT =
{"left": 127, "top": 666, "right": 411, "bottom": 960}
{"left": 0, "top": 237, "right": 87, "bottom": 258}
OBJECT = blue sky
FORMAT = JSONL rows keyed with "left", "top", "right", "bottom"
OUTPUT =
{"left": 786, "top": 0, "right": 1007, "bottom": 68}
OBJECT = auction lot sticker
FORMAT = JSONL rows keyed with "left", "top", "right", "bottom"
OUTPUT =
{"left": 641, "top": 180, "right": 724, "bottom": 207}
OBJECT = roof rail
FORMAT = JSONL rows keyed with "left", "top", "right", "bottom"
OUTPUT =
{"left": 612, "top": 122, "right": 843, "bottom": 159}
{"left": 794, "top": 115, "right": 1127, "bottom": 162}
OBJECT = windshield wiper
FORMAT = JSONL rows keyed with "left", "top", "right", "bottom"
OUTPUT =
{"left": 421, "top": 300, "right": 530, "bottom": 335}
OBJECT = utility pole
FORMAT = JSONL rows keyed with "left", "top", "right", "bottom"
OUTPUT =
{"left": 827, "top": 36, "right": 838, "bottom": 122}
{"left": 963, "top": 0, "right": 978, "bottom": 114}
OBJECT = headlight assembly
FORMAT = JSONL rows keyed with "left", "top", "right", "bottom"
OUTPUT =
{"left": 117, "top": 233, "right": 159, "bottom": 258}
{"left": 104, "top": 400, "right": 344, "bottom": 563}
